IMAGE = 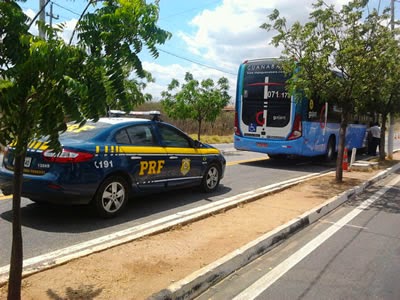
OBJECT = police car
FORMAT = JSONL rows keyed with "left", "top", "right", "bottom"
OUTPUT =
{"left": 0, "top": 111, "right": 226, "bottom": 217}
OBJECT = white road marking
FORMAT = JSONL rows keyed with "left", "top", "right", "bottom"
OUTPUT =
{"left": 319, "top": 220, "right": 368, "bottom": 230}
{"left": 233, "top": 175, "right": 400, "bottom": 300}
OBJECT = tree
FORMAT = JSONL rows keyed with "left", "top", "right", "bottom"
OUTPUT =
{"left": 356, "top": 9, "right": 400, "bottom": 160}
{"left": 161, "top": 72, "right": 230, "bottom": 140}
{"left": 261, "top": 0, "right": 398, "bottom": 182}
{"left": 0, "top": 1, "right": 171, "bottom": 299}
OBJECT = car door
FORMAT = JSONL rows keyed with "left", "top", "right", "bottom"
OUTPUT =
{"left": 114, "top": 124, "right": 168, "bottom": 192}
{"left": 156, "top": 123, "right": 203, "bottom": 189}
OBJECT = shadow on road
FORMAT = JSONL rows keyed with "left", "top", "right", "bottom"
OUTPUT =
{"left": 0, "top": 185, "right": 232, "bottom": 233}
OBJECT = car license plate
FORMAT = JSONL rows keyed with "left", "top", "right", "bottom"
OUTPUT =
{"left": 24, "top": 157, "right": 32, "bottom": 168}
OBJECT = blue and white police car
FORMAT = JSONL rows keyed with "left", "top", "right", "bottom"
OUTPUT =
{"left": 0, "top": 111, "right": 226, "bottom": 217}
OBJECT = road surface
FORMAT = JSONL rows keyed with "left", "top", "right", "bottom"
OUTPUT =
{"left": 196, "top": 171, "right": 400, "bottom": 299}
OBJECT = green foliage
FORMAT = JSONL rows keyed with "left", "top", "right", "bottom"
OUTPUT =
{"left": 160, "top": 72, "right": 230, "bottom": 140}
{"left": 0, "top": 1, "right": 171, "bottom": 297}
{"left": 0, "top": 0, "right": 171, "bottom": 153}
{"left": 76, "top": 0, "right": 171, "bottom": 112}
{"left": 0, "top": 1, "right": 30, "bottom": 68}
{"left": 261, "top": 0, "right": 400, "bottom": 180}
{"left": 357, "top": 9, "right": 400, "bottom": 118}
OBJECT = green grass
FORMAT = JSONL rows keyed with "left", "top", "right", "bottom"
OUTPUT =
{"left": 189, "top": 134, "right": 233, "bottom": 144}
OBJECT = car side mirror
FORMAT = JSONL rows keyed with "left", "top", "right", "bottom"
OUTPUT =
{"left": 193, "top": 140, "right": 203, "bottom": 148}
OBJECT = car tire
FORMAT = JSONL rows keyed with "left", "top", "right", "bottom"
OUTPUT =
{"left": 200, "top": 164, "right": 221, "bottom": 193}
{"left": 92, "top": 175, "right": 129, "bottom": 218}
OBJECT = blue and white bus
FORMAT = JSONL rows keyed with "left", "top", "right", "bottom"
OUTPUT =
{"left": 233, "top": 58, "right": 368, "bottom": 159}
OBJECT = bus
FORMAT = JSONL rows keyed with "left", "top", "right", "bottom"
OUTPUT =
{"left": 233, "top": 58, "right": 368, "bottom": 160}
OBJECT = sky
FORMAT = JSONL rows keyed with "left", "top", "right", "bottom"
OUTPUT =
{"left": 19, "top": 0, "right": 391, "bottom": 103}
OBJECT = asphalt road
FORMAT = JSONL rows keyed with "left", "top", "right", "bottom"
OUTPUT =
{"left": 196, "top": 171, "right": 400, "bottom": 300}
{"left": 0, "top": 146, "right": 332, "bottom": 268}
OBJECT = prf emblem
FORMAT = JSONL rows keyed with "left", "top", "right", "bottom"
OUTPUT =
{"left": 180, "top": 158, "right": 191, "bottom": 175}
{"left": 139, "top": 160, "right": 165, "bottom": 175}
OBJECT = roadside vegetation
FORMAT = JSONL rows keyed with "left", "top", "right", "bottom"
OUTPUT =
{"left": 188, "top": 134, "right": 233, "bottom": 144}
{"left": 160, "top": 72, "right": 231, "bottom": 141}
{"left": 262, "top": 0, "right": 400, "bottom": 182}
{"left": 0, "top": 1, "right": 171, "bottom": 298}
{"left": 136, "top": 102, "right": 235, "bottom": 143}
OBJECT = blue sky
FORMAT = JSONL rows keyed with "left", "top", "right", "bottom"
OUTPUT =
{"left": 20, "top": 0, "right": 391, "bottom": 102}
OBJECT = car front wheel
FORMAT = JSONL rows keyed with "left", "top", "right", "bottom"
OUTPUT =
{"left": 201, "top": 164, "right": 221, "bottom": 193}
{"left": 92, "top": 176, "right": 129, "bottom": 218}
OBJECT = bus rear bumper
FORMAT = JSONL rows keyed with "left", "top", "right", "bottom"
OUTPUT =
{"left": 234, "top": 135, "right": 308, "bottom": 156}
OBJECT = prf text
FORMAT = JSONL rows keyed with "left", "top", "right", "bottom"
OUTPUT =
{"left": 139, "top": 160, "right": 165, "bottom": 175}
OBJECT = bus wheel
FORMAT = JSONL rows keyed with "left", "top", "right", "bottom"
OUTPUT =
{"left": 325, "top": 137, "right": 336, "bottom": 161}
{"left": 268, "top": 154, "right": 287, "bottom": 160}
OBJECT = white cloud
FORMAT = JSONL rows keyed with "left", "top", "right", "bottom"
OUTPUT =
{"left": 179, "top": 0, "right": 276, "bottom": 65}
{"left": 59, "top": 19, "right": 79, "bottom": 44}
{"left": 25, "top": 8, "right": 39, "bottom": 36}
{"left": 25, "top": 0, "right": 382, "bottom": 102}
{"left": 143, "top": 61, "right": 237, "bottom": 103}
{"left": 144, "top": 0, "right": 372, "bottom": 101}
{"left": 25, "top": 8, "right": 36, "bottom": 19}
{"left": 178, "top": 0, "right": 355, "bottom": 65}
{"left": 24, "top": 7, "right": 78, "bottom": 44}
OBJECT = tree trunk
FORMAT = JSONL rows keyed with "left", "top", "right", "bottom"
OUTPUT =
{"left": 387, "top": 113, "right": 395, "bottom": 160}
{"left": 379, "top": 113, "right": 387, "bottom": 161}
{"left": 7, "top": 153, "right": 25, "bottom": 300}
{"left": 197, "top": 119, "right": 202, "bottom": 141}
{"left": 335, "top": 114, "right": 348, "bottom": 183}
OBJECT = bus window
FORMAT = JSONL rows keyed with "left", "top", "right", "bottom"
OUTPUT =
{"left": 241, "top": 61, "right": 291, "bottom": 128}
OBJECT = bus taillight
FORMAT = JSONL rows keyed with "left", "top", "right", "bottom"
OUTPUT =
{"left": 288, "top": 114, "right": 302, "bottom": 140}
{"left": 234, "top": 112, "right": 242, "bottom": 136}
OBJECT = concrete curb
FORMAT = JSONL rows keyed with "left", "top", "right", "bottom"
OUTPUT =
{"left": 0, "top": 172, "right": 330, "bottom": 286}
{"left": 149, "top": 162, "right": 400, "bottom": 300}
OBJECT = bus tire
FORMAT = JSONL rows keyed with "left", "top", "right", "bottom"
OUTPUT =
{"left": 325, "top": 137, "right": 336, "bottom": 161}
{"left": 268, "top": 154, "right": 287, "bottom": 160}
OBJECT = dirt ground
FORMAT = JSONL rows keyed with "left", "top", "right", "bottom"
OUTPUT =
{"left": 1, "top": 156, "right": 399, "bottom": 300}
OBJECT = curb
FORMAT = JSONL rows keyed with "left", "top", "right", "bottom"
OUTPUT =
{"left": 149, "top": 162, "right": 400, "bottom": 300}
{"left": 0, "top": 172, "right": 331, "bottom": 286}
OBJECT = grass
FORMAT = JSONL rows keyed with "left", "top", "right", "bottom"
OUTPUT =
{"left": 189, "top": 134, "right": 234, "bottom": 144}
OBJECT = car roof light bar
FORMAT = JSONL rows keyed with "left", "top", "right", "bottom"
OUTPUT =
{"left": 107, "top": 110, "right": 161, "bottom": 121}
{"left": 128, "top": 111, "right": 161, "bottom": 121}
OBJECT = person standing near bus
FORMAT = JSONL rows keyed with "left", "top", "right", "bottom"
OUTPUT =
{"left": 370, "top": 122, "right": 381, "bottom": 156}
{"left": 367, "top": 121, "right": 374, "bottom": 155}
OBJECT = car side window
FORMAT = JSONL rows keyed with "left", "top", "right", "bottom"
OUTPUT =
{"left": 115, "top": 125, "right": 155, "bottom": 146}
{"left": 126, "top": 125, "right": 155, "bottom": 146}
{"left": 158, "top": 124, "right": 192, "bottom": 148}
{"left": 115, "top": 129, "right": 131, "bottom": 144}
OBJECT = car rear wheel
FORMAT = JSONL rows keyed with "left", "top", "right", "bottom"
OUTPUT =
{"left": 201, "top": 164, "right": 221, "bottom": 193}
{"left": 92, "top": 176, "right": 129, "bottom": 218}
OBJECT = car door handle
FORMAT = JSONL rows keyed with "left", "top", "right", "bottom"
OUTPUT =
{"left": 169, "top": 156, "right": 179, "bottom": 159}
{"left": 130, "top": 156, "right": 142, "bottom": 160}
